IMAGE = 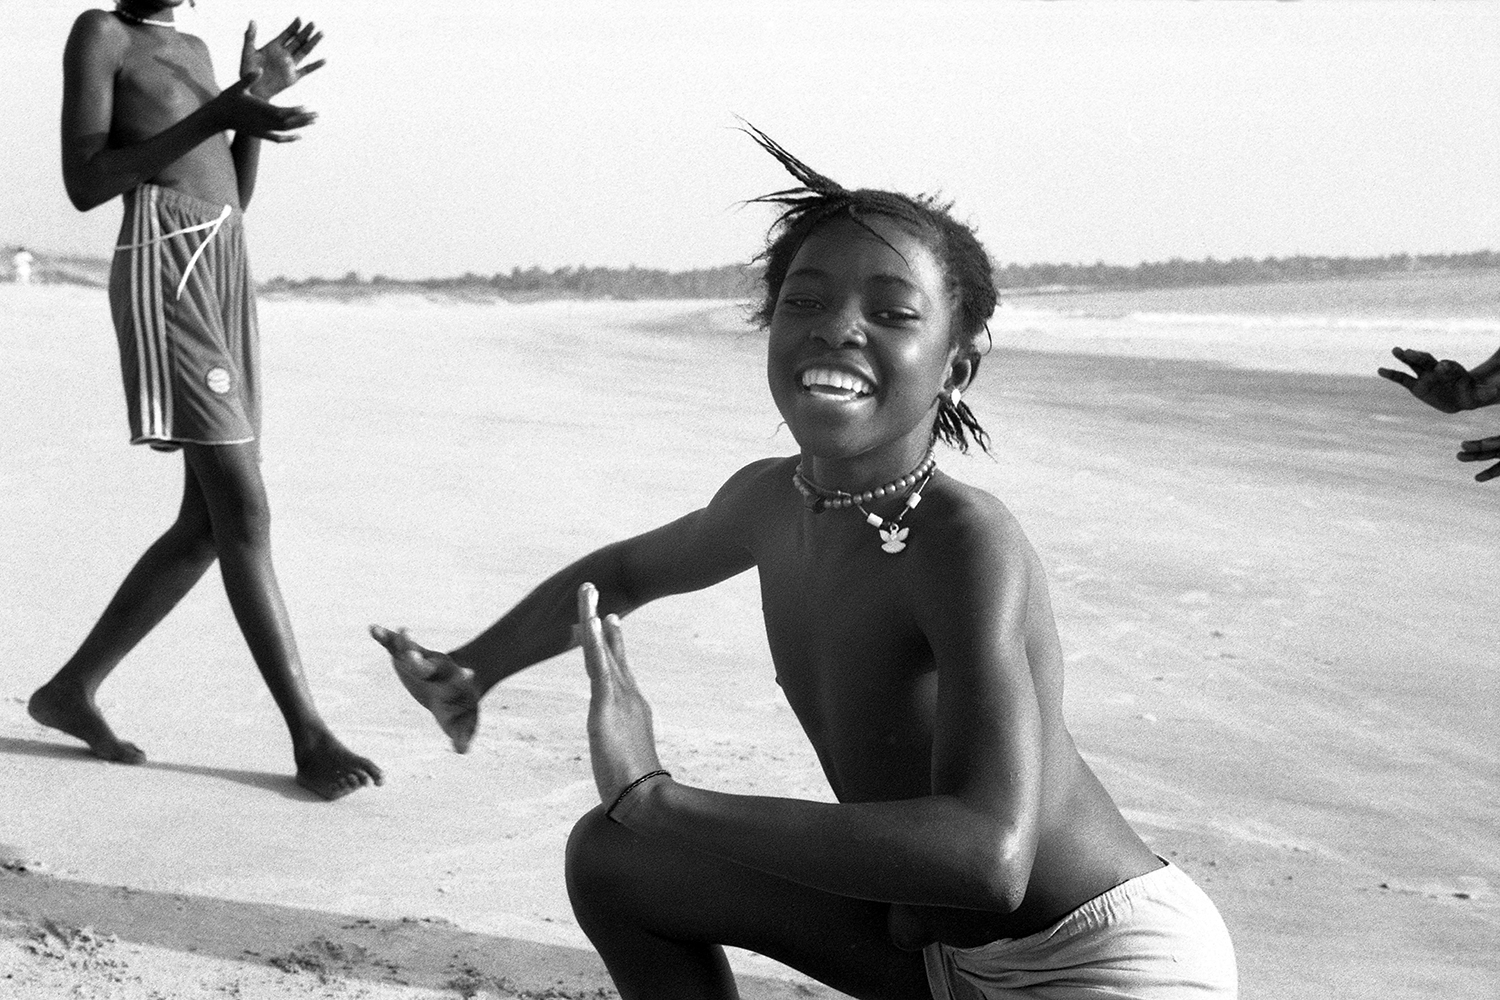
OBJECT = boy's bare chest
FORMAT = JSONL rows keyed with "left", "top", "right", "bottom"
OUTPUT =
{"left": 114, "top": 39, "right": 218, "bottom": 137}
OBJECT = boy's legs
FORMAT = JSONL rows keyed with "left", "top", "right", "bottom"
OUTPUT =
{"left": 29, "top": 457, "right": 218, "bottom": 763}
{"left": 181, "top": 441, "right": 381, "bottom": 800}
{"left": 565, "top": 807, "right": 931, "bottom": 1000}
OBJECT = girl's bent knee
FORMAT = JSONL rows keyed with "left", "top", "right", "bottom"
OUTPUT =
{"left": 564, "top": 807, "right": 651, "bottom": 920}
{"left": 564, "top": 807, "right": 617, "bottom": 886}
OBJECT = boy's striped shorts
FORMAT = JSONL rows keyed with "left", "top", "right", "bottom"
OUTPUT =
{"left": 109, "top": 184, "right": 260, "bottom": 451}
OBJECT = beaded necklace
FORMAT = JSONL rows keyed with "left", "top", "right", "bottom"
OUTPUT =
{"left": 793, "top": 452, "right": 937, "bottom": 554}
{"left": 115, "top": 4, "right": 177, "bottom": 28}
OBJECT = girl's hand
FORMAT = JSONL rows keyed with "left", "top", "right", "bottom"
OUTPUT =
{"left": 576, "top": 584, "right": 665, "bottom": 822}
{"left": 240, "top": 18, "right": 325, "bottom": 101}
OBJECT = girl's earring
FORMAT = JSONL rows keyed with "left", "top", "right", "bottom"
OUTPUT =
{"left": 948, "top": 386, "right": 963, "bottom": 408}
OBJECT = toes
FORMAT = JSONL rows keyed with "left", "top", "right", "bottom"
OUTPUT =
{"left": 447, "top": 712, "right": 478, "bottom": 754}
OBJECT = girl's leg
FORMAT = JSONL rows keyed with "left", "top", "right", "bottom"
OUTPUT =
{"left": 182, "top": 441, "right": 381, "bottom": 799}
{"left": 565, "top": 806, "right": 932, "bottom": 1000}
{"left": 29, "top": 455, "right": 218, "bottom": 762}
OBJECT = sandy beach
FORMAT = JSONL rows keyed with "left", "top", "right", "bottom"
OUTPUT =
{"left": 1, "top": 282, "right": 1496, "bottom": 999}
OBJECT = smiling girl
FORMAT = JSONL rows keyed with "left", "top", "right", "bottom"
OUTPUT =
{"left": 375, "top": 128, "right": 1237, "bottom": 999}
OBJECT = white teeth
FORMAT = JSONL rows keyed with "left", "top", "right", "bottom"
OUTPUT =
{"left": 801, "top": 367, "right": 873, "bottom": 395}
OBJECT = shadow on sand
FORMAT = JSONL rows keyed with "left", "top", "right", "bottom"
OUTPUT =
{"left": 0, "top": 735, "right": 317, "bottom": 800}
{"left": 0, "top": 870, "right": 834, "bottom": 999}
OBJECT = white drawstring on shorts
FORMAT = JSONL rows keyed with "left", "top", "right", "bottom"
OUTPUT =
{"left": 115, "top": 202, "right": 233, "bottom": 301}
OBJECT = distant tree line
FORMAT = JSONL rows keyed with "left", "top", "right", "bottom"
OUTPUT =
{"left": 995, "top": 249, "right": 1500, "bottom": 293}
{"left": 261, "top": 249, "right": 1500, "bottom": 300}
{"left": 14, "top": 247, "right": 1496, "bottom": 297}
{"left": 260, "top": 263, "right": 760, "bottom": 300}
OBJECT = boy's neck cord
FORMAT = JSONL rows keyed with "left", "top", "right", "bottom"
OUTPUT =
{"left": 793, "top": 452, "right": 936, "bottom": 555}
{"left": 115, "top": 5, "right": 177, "bottom": 28}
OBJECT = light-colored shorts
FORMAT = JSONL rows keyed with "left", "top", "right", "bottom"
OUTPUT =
{"left": 110, "top": 184, "right": 260, "bottom": 451}
{"left": 923, "top": 861, "right": 1237, "bottom": 999}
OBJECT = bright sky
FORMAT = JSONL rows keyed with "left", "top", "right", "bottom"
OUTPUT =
{"left": 3, "top": 1, "right": 1498, "bottom": 280}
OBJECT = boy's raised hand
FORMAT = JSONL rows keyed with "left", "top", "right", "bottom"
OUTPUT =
{"left": 1458, "top": 433, "right": 1500, "bottom": 483}
{"left": 241, "top": 18, "right": 325, "bottom": 100}
{"left": 1378, "top": 347, "right": 1500, "bottom": 413}
{"left": 577, "top": 584, "right": 664, "bottom": 821}
{"left": 370, "top": 624, "right": 479, "bottom": 753}
{"left": 214, "top": 70, "right": 317, "bottom": 142}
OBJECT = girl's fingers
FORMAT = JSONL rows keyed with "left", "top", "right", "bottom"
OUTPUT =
{"left": 577, "top": 583, "right": 608, "bottom": 680}
{"left": 577, "top": 582, "right": 599, "bottom": 625}
{"left": 603, "top": 615, "right": 630, "bottom": 674}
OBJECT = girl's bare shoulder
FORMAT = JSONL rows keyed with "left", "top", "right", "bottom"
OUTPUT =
{"left": 906, "top": 474, "right": 1042, "bottom": 582}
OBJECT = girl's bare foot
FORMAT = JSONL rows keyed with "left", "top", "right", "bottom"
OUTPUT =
{"left": 293, "top": 730, "right": 384, "bottom": 801}
{"left": 370, "top": 624, "right": 478, "bottom": 753}
{"left": 27, "top": 681, "right": 146, "bottom": 764}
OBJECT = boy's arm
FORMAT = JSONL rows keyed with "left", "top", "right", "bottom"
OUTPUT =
{"left": 230, "top": 131, "right": 262, "bottom": 211}
{"left": 586, "top": 512, "right": 1046, "bottom": 912}
{"left": 60, "top": 12, "right": 314, "bottom": 213}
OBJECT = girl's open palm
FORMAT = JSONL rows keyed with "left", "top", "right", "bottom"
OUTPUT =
{"left": 577, "top": 584, "right": 664, "bottom": 818}
{"left": 241, "top": 18, "right": 325, "bottom": 100}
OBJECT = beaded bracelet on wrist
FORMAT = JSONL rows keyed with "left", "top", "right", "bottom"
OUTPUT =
{"left": 605, "top": 768, "right": 672, "bottom": 824}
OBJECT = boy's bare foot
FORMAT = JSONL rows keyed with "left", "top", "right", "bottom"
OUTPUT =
{"left": 27, "top": 682, "right": 146, "bottom": 764}
{"left": 293, "top": 730, "right": 384, "bottom": 801}
{"left": 369, "top": 624, "right": 478, "bottom": 753}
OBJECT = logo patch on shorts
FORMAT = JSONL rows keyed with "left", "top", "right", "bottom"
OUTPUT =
{"left": 206, "top": 367, "right": 232, "bottom": 395}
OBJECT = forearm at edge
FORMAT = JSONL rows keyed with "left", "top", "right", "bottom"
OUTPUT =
{"left": 1469, "top": 347, "right": 1500, "bottom": 391}
{"left": 451, "top": 541, "right": 641, "bottom": 694}
{"left": 628, "top": 781, "right": 1034, "bottom": 912}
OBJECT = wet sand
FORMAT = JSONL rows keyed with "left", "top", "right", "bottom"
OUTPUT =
{"left": 1, "top": 285, "right": 1496, "bottom": 998}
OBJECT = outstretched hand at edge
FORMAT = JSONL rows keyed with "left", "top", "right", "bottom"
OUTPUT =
{"left": 1458, "top": 434, "right": 1500, "bottom": 483}
{"left": 370, "top": 624, "right": 478, "bottom": 753}
{"left": 1378, "top": 347, "right": 1500, "bottom": 413}
{"left": 577, "top": 583, "right": 667, "bottom": 824}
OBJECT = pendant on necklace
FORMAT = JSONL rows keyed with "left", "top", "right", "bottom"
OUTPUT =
{"left": 878, "top": 525, "right": 909, "bottom": 554}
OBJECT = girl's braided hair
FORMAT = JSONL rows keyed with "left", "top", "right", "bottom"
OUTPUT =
{"left": 743, "top": 123, "right": 996, "bottom": 453}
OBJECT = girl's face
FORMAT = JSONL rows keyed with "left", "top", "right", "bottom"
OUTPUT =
{"left": 767, "top": 215, "right": 962, "bottom": 481}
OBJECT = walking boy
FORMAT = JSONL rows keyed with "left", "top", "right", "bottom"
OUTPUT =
{"left": 29, "top": 1, "right": 381, "bottom": 801}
